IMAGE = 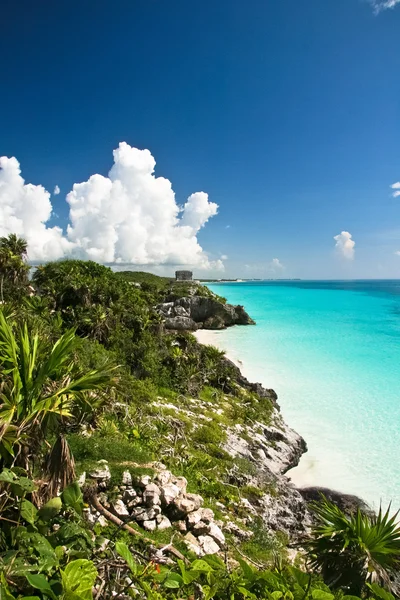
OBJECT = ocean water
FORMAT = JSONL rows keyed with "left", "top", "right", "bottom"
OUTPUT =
{"left": 205, "top": 280, "right": 400, "bottom": 510}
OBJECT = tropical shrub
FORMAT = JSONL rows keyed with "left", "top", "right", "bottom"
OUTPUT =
{"left": 305, "top": 496, "right": 400, "bottom": 596}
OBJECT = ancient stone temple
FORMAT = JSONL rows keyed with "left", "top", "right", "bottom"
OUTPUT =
{"left": 175, "top": 270, "right": 193, "bottom": 281}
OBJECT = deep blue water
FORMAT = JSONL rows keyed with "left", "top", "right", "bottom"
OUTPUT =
{"left": 205, "top": 280, "right": 400, "bottom": 509}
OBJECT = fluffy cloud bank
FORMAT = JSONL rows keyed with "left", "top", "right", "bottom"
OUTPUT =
{"left": 391, "top": 182, "right": 400, "bottom": 198}
{"left": 0, "top": 142, "right": 222, "bottom": 270}
{"left": 334, "top": 231, "right": 355, "bottom": 260}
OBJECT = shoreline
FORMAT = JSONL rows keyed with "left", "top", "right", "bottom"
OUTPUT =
{"left": 194, "top": 328, "right": 372, "bottom": 506}
{"left": 194, "top": 329, "right": 311, "bottom": 490}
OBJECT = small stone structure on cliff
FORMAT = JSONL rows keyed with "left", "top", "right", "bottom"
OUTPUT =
{"left": 175, "top": 270, "right": 193, "bottom": 281}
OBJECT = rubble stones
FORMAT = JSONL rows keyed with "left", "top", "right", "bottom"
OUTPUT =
{"left": 157, "top": 515, "right": 172, "bottom": 530}
{"left": 111, "top": 500, "right": 130, "bottom": 517}
{"left": 160, "top": 483, "right": 180, "bottom": 506}
{"left": 88, "top": 460, "right": 111, "bottom": 481}
{"left": 184, "top": 532, "right": 202, "bottom": 556}
{"left": 198, "top": 535, "right": 220, "bottom": 555}
{"left": 154, "top": 470, "right": 172, "bottom": 486}
{"left": 143, "top": 520, "right": 157, "bottom": 532}
{"left": 143, "top": 483, "right": 161, "bottom": 506}
{"left": 122, "top": 470, "right": 132, "bottom": 486}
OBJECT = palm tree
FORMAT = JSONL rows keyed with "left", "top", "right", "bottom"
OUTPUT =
{"left": 0, "top": 309, "right": 118, "bottom": 493}
{"left": 0, "top": 234, "right": 29, "bottom": 302}
{"left": 0, "top": 233, "right": 28, "bottom": 258}
{"left": 305, "top": 496, "right": 400, "bottom": 595}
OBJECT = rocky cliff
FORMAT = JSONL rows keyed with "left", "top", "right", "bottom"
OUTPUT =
{"left": 157, "top": 295, "right": 256, "bottom": 330}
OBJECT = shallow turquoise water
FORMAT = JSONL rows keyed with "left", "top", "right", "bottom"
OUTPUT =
{"left": 206, "top": 281, "right": 400, "bottom": 509}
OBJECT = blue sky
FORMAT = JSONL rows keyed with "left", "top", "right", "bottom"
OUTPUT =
{"left": 1, "top": 0, "right": 400, "bottom": 278}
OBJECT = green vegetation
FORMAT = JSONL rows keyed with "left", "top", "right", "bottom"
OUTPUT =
{"left": 0, "top": 235, "right": 399, "bottom": 599}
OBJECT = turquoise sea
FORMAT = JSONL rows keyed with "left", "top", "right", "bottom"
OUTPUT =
{"left": 205, "top": 280, "right": 400, "bottom": 510}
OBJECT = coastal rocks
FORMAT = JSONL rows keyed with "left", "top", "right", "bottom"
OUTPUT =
{"left": 299, "top": 486, "right": 373, "bottom": 516}
{"left": 224, "top": 417, "right": 306, "bottom": 477}
{"left": 156, "top": 296, "right": 255, "bottom": 331}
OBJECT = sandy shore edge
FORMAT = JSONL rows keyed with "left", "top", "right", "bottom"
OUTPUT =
{"left": 194, "top": 328, "right": 312, "bottom": 489}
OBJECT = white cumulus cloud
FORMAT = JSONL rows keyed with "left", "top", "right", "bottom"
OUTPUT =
{"left": 53, "top": 185, "right": 60, "bottom": 195}
{"left": 391, "top": 182, "right": 400, "bottom": 198}
{"left": 334, "top": 231, "right": 355, "bottom": 260}
{"left": 0, "top": 142, "right": 222, "bottom": 270}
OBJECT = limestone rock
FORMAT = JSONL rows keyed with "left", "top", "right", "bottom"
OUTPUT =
{"left": 97, "top": 515, "right": 109, "bottom": 527}
{"left": 157, "top": 296, "right": 255, "bottom": 331}
{"left": 186, "top": 509, "right": 204, "bottom": 527}
{"left": 171, "top": 476, "right": 187, "bottom": 494}
{"left": 122, "top": 470, "right": 132, "bottom": 486}
{"left": 131, "top": 506, "right": 161, "bottom": 521}
{"left": 160, "top": 483, "right": 180, "bottom": 506}
{"left": 200, "top": 508, "right": 214, "bottom": 523}
{"left": 138, "top": 475, "right": 152, "bottom": 488}
{"left": 175, "top": 520, "right": 188, "bottom": 533}
{"left": 207, "top": 522, "right": 225, "bottom": 546}
{"left": 142, "top": 520, "right": 157, "bottom": 532}
{"left": 88, "top": 460, "right": 111, "bottom": 481}
{"left": 171, "top": 493, "right": 203, "bottom": 519}
{"left": 143, "top": 483, "right": 161, "bottom": 507}
{"left": 164, "top": 316, "right": 198, "bottom": 331}
{"left": 157, "top": 515, "right": 172, "bottom": 530}
{"left": 184, "top": 532, "right": 202, "bottom": 556}
{"left": 224, "top": 521, "right": 253, "bottom": 540}
{"left": 198, "top": 535, "right": 220, "bottom": 555}
{"left": 123, "top": 488, "right": 138, "bottom": 502}
{"left": 155, "top": 470, "right": 172, "bottom": 486}
{"left": 192, "top": 521, "right": 209, "bottom": 536}
{"left": 111, "top": 500, "right": 130, "bottom": 517}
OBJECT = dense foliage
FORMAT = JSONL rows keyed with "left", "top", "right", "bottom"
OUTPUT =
{"left": 0, "top": 236, "right": 399, "bottom": 599}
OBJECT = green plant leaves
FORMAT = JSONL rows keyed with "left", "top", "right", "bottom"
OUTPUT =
{"left": 60, "top": 559, "right": 97, "bottom": 600}
{"left": 20, "top": 499, "right": 38, "bottom": 525}
{"left": 115, "top": 541, "right": 137, "bottom": 574}
{"left": 37, "top": 497, "right": 62, "bottom": 522}
{"left": 62, "top": 482, "right": 84, "bottom": 514}
{"left": 312, "top": 590, "right": 334, "bottom": 600}
{"left": 163, "top": 573, "right": 183, "bottom": 589}
{"left": 26, "top": 573, "right": 56, "bottom": 599}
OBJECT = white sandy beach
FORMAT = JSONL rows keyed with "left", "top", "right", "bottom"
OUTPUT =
{"left": 194, "top": 329, "right": 313, "bottom": 490}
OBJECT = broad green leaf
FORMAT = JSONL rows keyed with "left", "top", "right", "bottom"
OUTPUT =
{"left": 287, "top": 567, "right": 311, "bottom": 589}
{"left": 271, "top": 592, "right": 283, "bottom": 600}
{"left": 37, "top": 497, "right": 62, "bottom": 522}
{"left": 202, "top": 553, "right": 225, "bottom": 569}
{"left": 367, "top": 585, "right": 395, "bottom": 600}
{"left": 20, "top": 499, "right": 38, "bottom": 525}
{"left": 61, "top": 559, "right": 97, "bottom": 600}
{"left": 312, "top": 591, "right": 334, "bottom": 600}
{"left": 25, "top": 573, "right": 55, "bottom": 597}
{"left": 62, "top": 482, "right": 83, "bottom": 514}
{"left": 115, "top": 541, "right": 137, "bottom": 574}
{"left": 12, "top": 477, "right": 37, "bottom": 494}
{"left": 190, "top": 559, "right": 214, "bottom": 573}
{"left": 238, "top": 557, "right": 255, "bottom": 582}
{"left": 163, "top": 573, "right": 183, "bottom": 589}
{"left": 0, "top": 468, "right": 16, "bottom": 483}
